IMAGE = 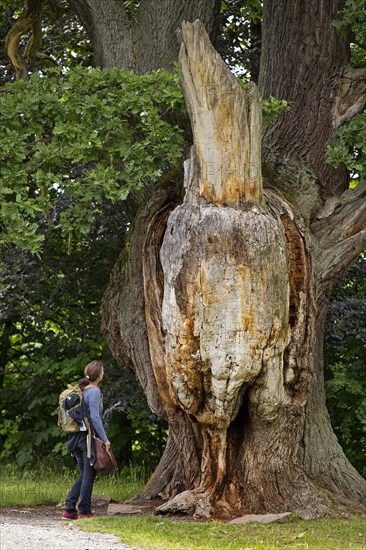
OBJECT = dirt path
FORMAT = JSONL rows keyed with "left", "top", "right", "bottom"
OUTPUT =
{"left": 0, "top": 506, "right": 144, "bottom": 550}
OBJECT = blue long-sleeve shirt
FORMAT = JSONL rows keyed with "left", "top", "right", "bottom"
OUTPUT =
{"left": 83, "top": 386, "right": 108, "bottom": 442}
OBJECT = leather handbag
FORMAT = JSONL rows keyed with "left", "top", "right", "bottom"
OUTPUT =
{"left": 93, "top": 436, "right": 117, "bottom": 473}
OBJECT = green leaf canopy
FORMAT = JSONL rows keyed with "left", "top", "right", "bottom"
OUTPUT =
{"left": 0, "top": 66, "right": 186, "bottom": 252}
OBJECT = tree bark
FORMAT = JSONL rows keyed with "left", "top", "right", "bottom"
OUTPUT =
{"left": 102, "top": 171, "right": 184, "bottom": 418}
{"left": 69, "top": 0, "right": 220, "bottom": 73}
{"left": 102, "top": 20, "right": 366, "bottom": 519}
{"left": 259, "top": 0, "right": 350, "bottom": 201}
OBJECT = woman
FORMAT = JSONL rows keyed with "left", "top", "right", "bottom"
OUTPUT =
{"left": 62, "top": 360, "right": 110, "bottom": 520}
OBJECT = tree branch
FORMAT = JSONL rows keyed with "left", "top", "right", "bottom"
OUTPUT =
{"left": 5, "top": 0, "right": 44, "bottom": 81}
{"left": 311, "top": 180, "right": 366, "bottom": 284}
{"left": 316, "top": 230, "right": 366, "bottom": 289}
{"left": 23, "top": 9, "right": 42, "bottom": 62}
{"left": 334, "top": 66, "right": 366, "bottom": 127}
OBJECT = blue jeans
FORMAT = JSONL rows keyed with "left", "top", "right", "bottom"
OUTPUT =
{"left": 65, "top": 433, "right": 96, "bottom": 515}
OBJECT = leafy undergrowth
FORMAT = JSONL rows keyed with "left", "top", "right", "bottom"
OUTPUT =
{"left": 77, "top": 515, "right": 366, "bottom": 550}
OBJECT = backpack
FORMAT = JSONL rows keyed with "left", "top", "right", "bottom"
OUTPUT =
{"left": 58, "top": 384, "right": 85, "bottom": 433}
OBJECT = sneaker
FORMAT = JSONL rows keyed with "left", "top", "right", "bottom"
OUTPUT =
{"left": 78, "top": 513, "right": 95, "bottom": 519}
{"left": 62, "top": 511, "right": 78, "bottom": 520}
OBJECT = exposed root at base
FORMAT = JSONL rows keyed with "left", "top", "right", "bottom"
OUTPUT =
{"left": 154, "top": 490, "right": 214, "bottom": 519}
{"left": 152, "top": 483, "right": 366, "bottom": 522}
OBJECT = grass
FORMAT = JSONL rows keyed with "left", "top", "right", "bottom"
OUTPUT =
{"left": 0, "top": 462, "right": 147, "bottom": 506}
{"left": 77, "top": 515, "right": 366, "bottom": 550}
{"left": 1, "top": 464, "right": 365, "bottom": 549}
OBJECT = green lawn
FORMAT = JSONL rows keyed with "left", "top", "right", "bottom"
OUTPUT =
{"left": 77, "top": 514, "right": 366, "bottom": 550}
{"left": 0, "top": 463, "right": 146, "bottom": 506}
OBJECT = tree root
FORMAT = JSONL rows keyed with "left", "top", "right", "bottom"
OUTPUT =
{"left": 154, "top": 490, "right": 214, "bottom": 519}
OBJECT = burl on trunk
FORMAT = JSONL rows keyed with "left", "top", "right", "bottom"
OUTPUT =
{"left": 102, "top": 21, "right": 366, "bottom": 519}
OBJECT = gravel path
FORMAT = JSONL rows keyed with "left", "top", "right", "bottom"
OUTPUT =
{"left": 0, "top": 510, "right": 144, "bottom": 550}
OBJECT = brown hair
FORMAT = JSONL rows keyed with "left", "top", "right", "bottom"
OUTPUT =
{"left": 78, "top": 360, "right": 103, "bottom": 390}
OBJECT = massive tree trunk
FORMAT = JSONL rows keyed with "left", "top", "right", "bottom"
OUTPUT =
{"left": 68, "top": 0, "right": 220, "bottom": 73}
{"left": 101, "top": 4, "right": 366, "bottom": 519}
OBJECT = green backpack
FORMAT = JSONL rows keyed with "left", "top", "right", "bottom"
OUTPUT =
{"left": 57, "top": 384, "right": 85, "bottom": 433}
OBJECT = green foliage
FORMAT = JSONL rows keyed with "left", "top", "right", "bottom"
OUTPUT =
{"left": 218, "top": 0, "right": 262, "bottom": 80}
{"left": 126, "top": 396, "right": 167, "bottom": 465}
{"left": 101, "top": 358, "right": 167, "bottom": 469}
{"left": 122, "top": 0, "right": 140, "bottom": 18}
{"left": 261, "top": 96, "right": 290, "bottom": 126}
{"left": 0, "top": 66, "right": 186, "bottom": 252}
{"left": 239, "top": 79, "right": 291, "bottom": 125}
{"left": 0, "top": 1, "right": 94, "bottom": 86}
{"left": 324, "top": 254, "right": 366, "bottom": 477}
{"left": 326, "top": 113, "right": 366, "bottom": 178}
{"left": 326, "top": 363, "right": 366, "bottom": 474}
{"left": 333, "top": 0, "right": 366, "bottom": 53}
{"left": 38, "top": 2, "right": 94, "bottom": 74}
{"left": 0, "top": 353, "right": 97, "bottom": 466}
{"left": 0, "top": 62, "right": 293, "bottom": 254}
{"left": 0, "top": 0, "right": 19, "bottom": 27}
{"left": 0, "top": 203, "right": 161, "bottom": 469}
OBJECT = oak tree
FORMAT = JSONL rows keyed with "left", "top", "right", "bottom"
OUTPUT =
{"left": 100, "top": 3, "right": 366, "bottom": 519}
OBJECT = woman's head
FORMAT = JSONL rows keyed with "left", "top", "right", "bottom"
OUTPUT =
{"left": 78, "top": 360, "right": 104, "bottom": 390}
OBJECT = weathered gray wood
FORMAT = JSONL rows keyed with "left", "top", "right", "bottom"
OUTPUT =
{"left": 179, "top": 21, "right": 264, "bottom": 207}
{"left": 335, "top": 67, "right": 366, "bottom": 126}
{"left": 158, "top": 25, "right": 288, "bottom": 432}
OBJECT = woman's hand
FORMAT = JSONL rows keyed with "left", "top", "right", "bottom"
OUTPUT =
{"left": 104, "top": 439, "right": 111, "bottom": 450}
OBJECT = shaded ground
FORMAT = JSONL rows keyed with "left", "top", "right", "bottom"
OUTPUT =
{"left": 0, "top": 494, "right": 160, "bottom": 520}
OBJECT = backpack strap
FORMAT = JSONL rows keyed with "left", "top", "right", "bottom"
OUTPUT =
{"left": 84, "top": 416, "right": 92, "bottom": 459}
{"left": 82, "top": 388, "right": 93, "bottom": 459}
